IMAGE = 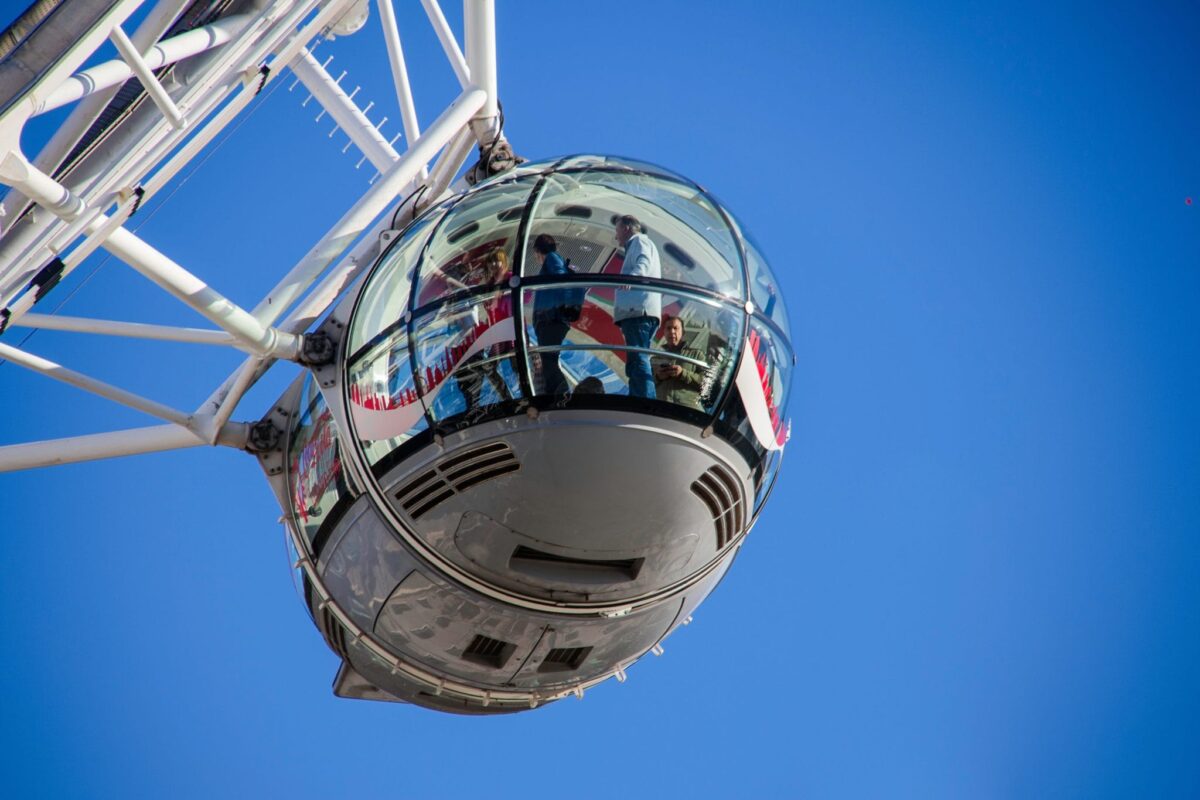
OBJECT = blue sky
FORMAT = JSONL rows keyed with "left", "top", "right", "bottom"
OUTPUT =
{"left": 2, "top": 1, "right": 1199, "bottom": 797}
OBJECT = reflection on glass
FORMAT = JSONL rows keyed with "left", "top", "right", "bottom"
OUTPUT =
{"left": 521, "top": 170, "right": 742, "bottom": 298}
{"left": 733, "top": 315, "right": 792, "bottom": 452}
{"left": 745, "top": 237, "right": 788, "bottom": 338}
{"left": 288, "top": 374, "right": 349, "bottom": 548}
{"left": 347, "top": 213, "right": 438, "bottom": 356}
{"left": 346, "top": 323, "right": 428, "bottom": 466}
{"left": 413, "top": 178, "right": 534, "bottom": 308}
{"left": 522, "top": 284, "right": 739, "bottom": 415}
{"left": 412, "top": 290, "right": 521, "bottom": 422}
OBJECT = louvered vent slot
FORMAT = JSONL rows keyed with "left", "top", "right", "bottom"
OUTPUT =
{"left": 462, "top": 634, "right": 516, "bottom": 669}
{"left": 538, "top": 646, "right": 593, "bottom": 673}
{"left": 393, "top": 442, "right": 520, "bottom": 520}
{"left": 511, "top": 546, "right": 643, "bottom": 582}
{"left": 690, "top": 465, "right": 745, "bottom": 550}
{"left": 321, "top": 607, "right": 350, "bottom": 661}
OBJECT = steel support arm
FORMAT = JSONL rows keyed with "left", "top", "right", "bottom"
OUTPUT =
{"left": 0, "top": 151, "right": 303, "bottom": 360}
{"left": 0, "top": 423, "right": 248, "bottom": 472}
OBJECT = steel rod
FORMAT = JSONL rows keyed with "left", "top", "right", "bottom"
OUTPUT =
{"left": 12, "top": 313, "right": 237, "bottom": 346}
{"left": 376, "top": 0, "right": 423, "bottom": 148}
{"left": 421, "top": 0, "right": 470, "bottom": 87}
{"left": 108, "top": 24, "right": 188, "bottom": 128}
{"left": 0, "top": 341, "right": 192, "bottom": 426}
{"left": 0, "top": 425, "right": 209, "bottom": 472}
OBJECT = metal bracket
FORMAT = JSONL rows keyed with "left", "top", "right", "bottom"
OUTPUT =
{"left": 299, "top": 330, "right": 337, "bottom": 366}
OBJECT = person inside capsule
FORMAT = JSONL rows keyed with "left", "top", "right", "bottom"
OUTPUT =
{"left": 453, "top": 248, "right": 514, "bottom": 412}
{"left": 612, "top": 214, "right": 662, "bottom": 399}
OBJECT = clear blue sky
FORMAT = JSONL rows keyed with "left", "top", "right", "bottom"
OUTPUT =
{"left": 2, "top": 1, "right": 1199, "bottom": 797}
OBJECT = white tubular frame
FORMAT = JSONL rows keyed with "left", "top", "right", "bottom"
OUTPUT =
{"left": 0, "top": 0, "right": 503, "bottom": 472}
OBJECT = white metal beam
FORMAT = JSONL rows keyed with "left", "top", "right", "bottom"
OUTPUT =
{"left": 249, "top": 86, "right": 487, "bottom": 327}
{"left": 421, "top": 0, "right": 470, "bottom": 87}
{"left": 12, "top": 313, "right": 237, "bottom": 346}
{"left": 0, "top": 423, "right": 251, "bottom": 472}
{"left": 376, "top": 0, "right": 422, "bottom": 146}
{"left": 291, "top": 47, "right": 400, "bottom": 173}
{"left": 36, "top": 14, "right": 249, "bottom": 116}
{"left": 0, "top": 341, "right": 192, "bottom": 427}
{"left": 108, "top": 25, "right": 188, "bottom": 128}
{"left": 0, "top": 150, "right": 303, "bottom": 360}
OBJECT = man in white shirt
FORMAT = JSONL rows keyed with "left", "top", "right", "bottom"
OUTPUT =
{"left": 613, "top": 214, "right": 662, "bottom": 399}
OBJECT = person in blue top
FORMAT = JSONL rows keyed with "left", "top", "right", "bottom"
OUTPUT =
{"left": 531, "top": 233, "right": 571, "bottom": 395}
{"left": 613, "top": 214, "right": 662, "bottom": 399}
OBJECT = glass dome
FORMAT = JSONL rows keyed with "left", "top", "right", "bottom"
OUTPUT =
{"left": 344, "top": 155, "right": 792, "bottom": 474}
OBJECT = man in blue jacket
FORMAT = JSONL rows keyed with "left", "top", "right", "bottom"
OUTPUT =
{"left": 531, "top": 233, "right": 571, "bottom": 395}
{"left": 613, "top": 215, "right": 662, "bottom": 399}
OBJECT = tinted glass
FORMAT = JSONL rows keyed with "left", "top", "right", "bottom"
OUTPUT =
{"left": 288, "top": 374, "right": 350, "bottom": 548}
{"left": 347, "top": 212, "right": 438, "bottom": 356}
{"left": 522, "top": 282, "right": 741, "bottom": 414}
{"left": 411, "top": 289, "right": 522, "bottom": 422}
{"left": 523, "top": 170, "right": 742, "bottom": 298}
{"left": 346, "top": 320, "right": 428, "bottom": 466}
{"left": 744, "top": 314, "right": 793, "bottom": 449}
{"left": 413, "top": 178, "right": 534, "bottom": 309}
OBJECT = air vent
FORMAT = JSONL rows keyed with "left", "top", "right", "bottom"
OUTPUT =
{"left": 664, "top": 242, "right": 696, "bottom": 269}
{"left": 510, "top": 546, "right": 643, "bottom": 583}
{"left": 555, "top": 204, "right": 593, "bottom": 218}
{"left": 538, "top": 646, "right": 593, "bottom": 673}
{"left": 394, "top": 441, "right": 520, "bottom": 519}
{"left": 462, "top": 634, "right": 516, "bottom": 669}
{"left": 321, "top": 607, "right": 350, "bottom": 661}
{"left": 446, "top": 220, "right": 480, "bottom": 243}
{"left": 690, "top": 465, "right": 745, "bottom": 550}
{"left": 497, "top": 207, "right": 524, "bottom": 222}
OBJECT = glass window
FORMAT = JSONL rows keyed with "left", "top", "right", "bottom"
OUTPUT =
{"left": 287, "top": 374, "right": 350, "bottom": 549}
{"left": 522, "top": 282, "right": 741, "bottom": 414}
{"left": 411, "top": 289, "right": 522, "bottom": 423}
{"left": 346, "top": 321, "right": 428, "bottom": 466}
{"left": 521, "top": 170, "right": 742, "bottom": 299}
{"left": 346, "top": 212, "right": 440, "bottom": 357}
{"left": 412, "top": 178, "right": 536, "bottom": 309}
{"left": 741, "top": 315, "right": 793, "bottom": 450}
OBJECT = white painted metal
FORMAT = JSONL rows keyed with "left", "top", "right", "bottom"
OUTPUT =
{"left": 421, "top": 0, "right": 470, "bottom": 87}
{"left": 5, "top": 152, "right": 302, "bottom": 359}
{"left": 375, "top": 0, "right": 423, "bottom": 150}
{"left": 38, "top": 16, "right": 245, "bottom": 116}
{"left": 108, "top": 24, "right": 188, "bottom": 128}
{"left": 0, "top": 0, "right": 504, "bottom": 466}
{"left": 464, "top": 0, "right": 499, "bottom": 141}
{"left": 12, "top": 313, "right": 236, "bottom": 346}
{"left": 4, "top": 0, "right": 193, "bottom": 224}
{"left": 292, "top": 47, "right": 400, "bottom": 173}
{"left": 0, "top": 424, "right": 247, "bottom": 472}
{"left": 249, "top": 87, "right": 486, "bottom": 327}
{"left": 0, "top": 341, "right": 192, "bottom": 427}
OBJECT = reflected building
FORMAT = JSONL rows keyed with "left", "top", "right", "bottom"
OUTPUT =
{"left": 261, "top": 156, "right": 792, "bottom": 713}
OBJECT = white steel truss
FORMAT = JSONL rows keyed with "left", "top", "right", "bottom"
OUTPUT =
{"left": 0, "top": 0, "right": 507, "bottom": 471}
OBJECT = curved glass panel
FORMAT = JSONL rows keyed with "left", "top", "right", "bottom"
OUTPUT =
{"left": 346, "top": 317, "right": 428, "bottom": 466}
{"left": 287, "top": 373, "right": 350, "bottom": 548}
{"left": 746, "top": 238, "right": 789, "bottom": 338}
{"left": 412, "top": 289, "right": 521, "bottom": 422}
{"left": 347, "top": 211, "right": 440, "bottom": 356}
{"left": 522, "top": 170, "right": 742, "bottom": 298}
{"left": 522, "top": 282, "right": 740, "bottom": 414}
{"left": 413, "top": 178, "right": 535, "bottom": 309}
{"left": 744, "top": 314, "right": 793, "bottom": 448}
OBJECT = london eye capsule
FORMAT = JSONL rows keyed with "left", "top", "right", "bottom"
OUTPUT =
{"left": 262, "top": 155, "right": 793, "bottom": 714}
